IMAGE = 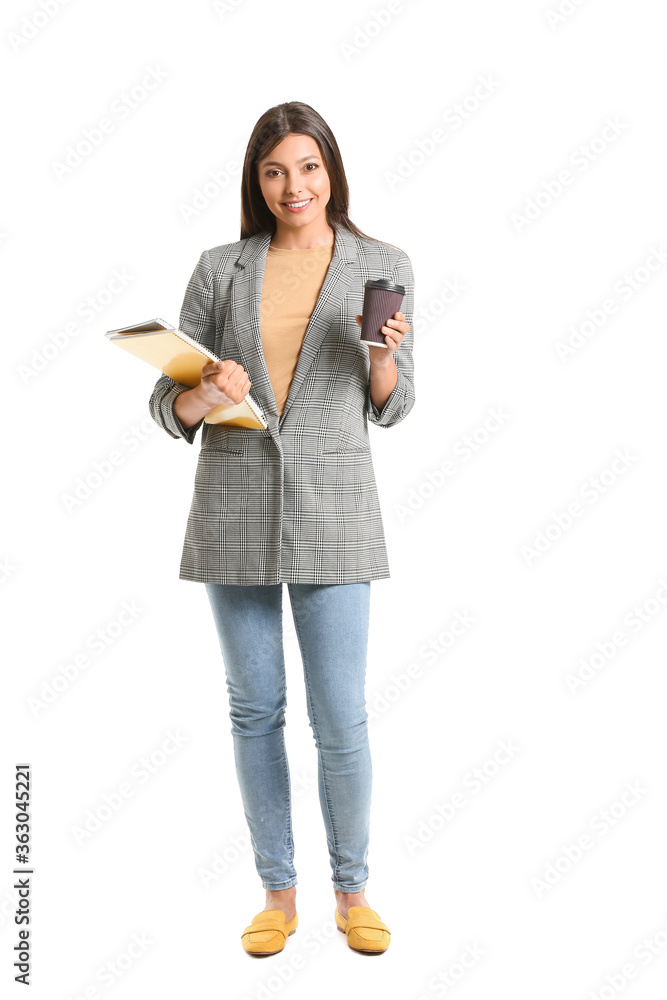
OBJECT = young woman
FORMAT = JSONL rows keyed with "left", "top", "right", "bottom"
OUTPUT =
{"left": 149, "top": 102, "right": 415, "bottom": 956}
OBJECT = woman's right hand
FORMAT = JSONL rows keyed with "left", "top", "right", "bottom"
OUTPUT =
{"left": 197, "top": 360, "right": 252, "bottom": 407}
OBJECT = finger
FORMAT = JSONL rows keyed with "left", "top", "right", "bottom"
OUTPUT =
{"left": 204, "top": 359, "right": 232, "bottom": 378}
{"left": 355, "top": 314, "right": 362, "bottom": 326}
{"left": 222, "top": 362, "right": 244, "bottom": 381}
{"left": 386, "top": 318, "right": 408, "bottom": 333}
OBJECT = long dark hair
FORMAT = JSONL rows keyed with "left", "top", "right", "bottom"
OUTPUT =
{"left": 240, "top": 102, "right": 383, "bottom": 244}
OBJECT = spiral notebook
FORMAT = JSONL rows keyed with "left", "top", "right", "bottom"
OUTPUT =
{"left": 105, "top": 318, "right": 267, "bottom": 429}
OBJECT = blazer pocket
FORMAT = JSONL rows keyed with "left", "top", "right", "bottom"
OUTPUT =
{"left": 321, "top": 429, "right": 371, "bottom": 454}
{"left": 199, "top": 444, "right": 244, "bottom": 456}
{"left": 202, "top": 425, "right": 275, "bottom": 456}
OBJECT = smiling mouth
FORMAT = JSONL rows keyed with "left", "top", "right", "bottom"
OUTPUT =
{"left": 282, "top": 198, "right": 313, "bottom": 210}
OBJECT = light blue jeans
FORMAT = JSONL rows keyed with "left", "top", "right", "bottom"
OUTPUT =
{"left": 204, "top": 581, "right": 372, "bottom": 892}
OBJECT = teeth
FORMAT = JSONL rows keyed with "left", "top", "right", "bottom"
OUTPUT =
{"left": 285, "top": 199, "right": 310, "bottom": 208}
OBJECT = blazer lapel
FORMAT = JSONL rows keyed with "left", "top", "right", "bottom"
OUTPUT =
{"left": 229, "top": 230, "right": 276, "bottom": 418}
{"left": 229, "top": 225, "right": 360, "bottom": 426}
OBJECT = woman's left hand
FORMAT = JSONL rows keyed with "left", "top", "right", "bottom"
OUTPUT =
{"left": 355, "top": 311, "right": 410, "bottom": 365}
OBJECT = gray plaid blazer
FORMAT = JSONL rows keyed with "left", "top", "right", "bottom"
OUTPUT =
{"left": 148, "top": 223, "right": 415, "bottom": 585}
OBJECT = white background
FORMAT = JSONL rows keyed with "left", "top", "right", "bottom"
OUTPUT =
{"left": 2, "top": 0, "right": 667, "bottom": 997}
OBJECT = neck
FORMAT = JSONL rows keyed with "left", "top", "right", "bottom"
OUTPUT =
{"left": 270, "top": 219, "right": 335, "bottom": 250}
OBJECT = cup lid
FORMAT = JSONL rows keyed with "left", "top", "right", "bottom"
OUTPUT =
{"left": 365, "top": 278, "right": 406, "bottom": 295}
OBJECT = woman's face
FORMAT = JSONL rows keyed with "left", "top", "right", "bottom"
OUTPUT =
{"left": 257, "top": 133, "right": 331, "bottom": 230}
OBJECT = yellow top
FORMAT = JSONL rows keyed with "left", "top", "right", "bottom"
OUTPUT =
{"left": 260, "top": 240, "right": 334, "bottom": 416}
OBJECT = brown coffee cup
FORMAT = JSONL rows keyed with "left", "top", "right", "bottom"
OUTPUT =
{"left": 359, "top": 278, "right": 406, "bottom": 347}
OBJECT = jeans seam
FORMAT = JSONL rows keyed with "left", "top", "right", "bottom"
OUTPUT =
{"left": 290, "top": 588, "right": 344, "bottom": 882}
{"left": 278, "top": 592, "right": 296, "bottom": 874}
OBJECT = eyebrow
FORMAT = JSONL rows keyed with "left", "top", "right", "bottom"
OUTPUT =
{"left": 261, "top": 155, "right": 320, "bottom": 167}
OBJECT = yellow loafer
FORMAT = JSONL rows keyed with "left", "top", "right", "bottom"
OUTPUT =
{"left": 241, "top": 909, "right": 298, "bottom": 955}
{"left": 335, "top": 905, "right": 391, "bottom": 953}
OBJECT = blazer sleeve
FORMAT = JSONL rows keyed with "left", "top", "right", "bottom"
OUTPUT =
{"left": 366, "top": 250, "right": 416, "bottom": 428}
{"left": 148, "top": 249, "right": 216, "bottom": 444}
